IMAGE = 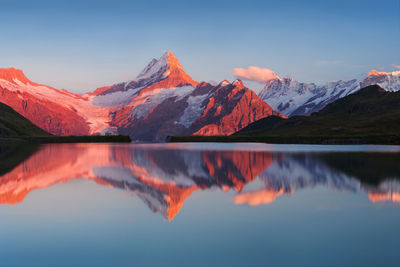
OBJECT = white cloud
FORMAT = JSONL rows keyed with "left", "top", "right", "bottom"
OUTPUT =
{"left": 392, "top": 64, "right": 400, "bottom": 69}
{"left": 233, "top": 66, "right": 277, "bottom": 83}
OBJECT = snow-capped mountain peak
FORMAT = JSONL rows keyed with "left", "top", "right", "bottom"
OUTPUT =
{"left": 259, "top": 68, "right": 400, "bottom": 117}
{"left": 131, "top": 51, "right": 198, "bottom": 92}
{"left": 259, "top": 76, "right": 360, "bottom": 116}
{"left": 361, "top": 70, "right": 400, "bottom": 92}
{"left": 368, "top": 70, "right": 389, "bottom": 77}
{"left": 135, "top": 52, "right": 170, "bottom": 81}
{"left": 136, "top": 51, "right": 182, "bottom": 80}
{"left": 232, "top": 79, "right": 244, "bottom": 87}
{"left": 163, "top": 51, "right": 184, "bottom": 70}
{"left": 94, "top": 51, "right": 198, "bottom": 99}
{"left": 367, "top": 70, "right": 400, "bottom": 77}
{"left": 219, "top": 80, "right": 230, "bottom": 86}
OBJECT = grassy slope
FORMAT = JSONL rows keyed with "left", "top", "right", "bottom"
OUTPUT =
{"left": 0, "top": 102, "right": 51, "bottom": 137}
{"left": 171, "top": 85, "right": 400, "bottom": 144}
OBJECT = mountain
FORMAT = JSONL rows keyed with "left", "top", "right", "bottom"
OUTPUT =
{"left": 93, "top": 52, "right": 283, "bottom": 141}
{"left": 0, "top": 68, "right": 111, "bottom": 136}
{"left": 235, "top": 84, "right": 400, "bottom": 143}
{"left": 0, "top": 101, "right": 50, "bottom": 137}
{"left": 0, "top": 52, "right": 283, "bottom": 141}
{"left": 360, "top": 70, "right": 400, "bottom": 91}
{"left": 258, "top": 70, "right": 400, "bottom": 117}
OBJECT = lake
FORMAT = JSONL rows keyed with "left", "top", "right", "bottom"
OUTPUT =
{"left": 0, "top": 142, "right": 399, "bottom": 267}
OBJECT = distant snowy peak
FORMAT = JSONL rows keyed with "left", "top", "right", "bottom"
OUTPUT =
{"left": 366, "top": 70, "right": 400, "bottom": 79}
{"left": 361, "top": 70, "right": 400, "bottom": 92}
{"left": 259, "top": 70, "right": 400, "bottom": 117}
{"left": 0, "top": 67, "right": 32, "bottom": 85}
{"left": 217, "top": 79, "right": 245, "bottom": 88}
{"left": 368, "top": 70, "right": 388, "bottom": 76}
{"left": 219, "top": 80, "right": 230, "bottom": 86}
{"left": 232, "top": 79, "right": 244, "bottom": 87}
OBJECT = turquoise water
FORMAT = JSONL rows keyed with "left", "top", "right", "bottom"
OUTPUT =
{"left": 0, "top": 143, "right": 399, "bottom": 266}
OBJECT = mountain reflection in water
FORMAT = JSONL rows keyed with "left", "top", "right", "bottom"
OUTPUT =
{"left": 0, "top": 143, "right": 399, "bottom": 220}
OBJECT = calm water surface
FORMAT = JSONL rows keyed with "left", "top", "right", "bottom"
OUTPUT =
{"left": 0, "top": 142, "right": 399, "bottom": 267}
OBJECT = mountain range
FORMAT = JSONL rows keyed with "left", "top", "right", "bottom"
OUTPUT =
{"left": 1, "top": 51, "right": 400, "bottom": 141}
{"left": 258, "top": 69, "right": 400, "bottom": 117}
{"left": 0, "top": 52, "right": 283, "bottom": 141}
{"left": 235, "top": 84, "right": 400, "bottom": 143}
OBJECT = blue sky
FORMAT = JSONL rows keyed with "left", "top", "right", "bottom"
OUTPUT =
{"left": 1, "top": 0, "right": 399, "bottom": 93}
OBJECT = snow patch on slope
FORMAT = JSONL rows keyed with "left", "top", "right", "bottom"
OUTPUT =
{"left": 178, "top": 93, "right": 209, "bottom": 128}
{"left": 129, "top": 86, "right": 196, "bottom": 119}
{"left": 92, "top": 86, "right": 145, "bottom": 106}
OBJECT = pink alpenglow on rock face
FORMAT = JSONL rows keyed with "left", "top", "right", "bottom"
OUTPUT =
{"left": 0, "top": 68, "right": 105, "bottom": 136}
{"left": 192, "top": 80, "right": 285, "bottom": 136}
{"left": 0, "top": 52, "right": 284, "bottom": 140}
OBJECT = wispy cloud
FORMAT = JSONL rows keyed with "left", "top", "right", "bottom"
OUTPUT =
{"left": 392, "top": 64, "right": 400, "bottom": 69}
{"left": 314, "top": 60, "right": 342, "bottom": 67}
{"left": 232, "top": 66, "right": 277, "bottom": 83}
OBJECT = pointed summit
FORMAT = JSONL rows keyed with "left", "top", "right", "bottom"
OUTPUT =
{"left": 137, "top": 51, "right": 198, "bottom": 91}
{"left": 136, "top": 51, "right": 184, "bottom": 80}
{"left": 219, "top": 80, "right": 230, "bottom": 86}
{"left": 94, "top": 51, "right": 198, "bottom": 97}
{"left": 164, "top": 51, "right": 183, "bottom": 67}
{"left": 232, "top": 79, "right": 244, "bottom": 87}
{"left": 0, "top": 67, "right": 31, "bottom": 85}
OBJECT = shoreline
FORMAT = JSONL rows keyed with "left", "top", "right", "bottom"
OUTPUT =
{"left": 168, "top": 135, "right": 400, "bottom": 145}
{"left": 0, "top": 135, "right": 131, "bottom": 144}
